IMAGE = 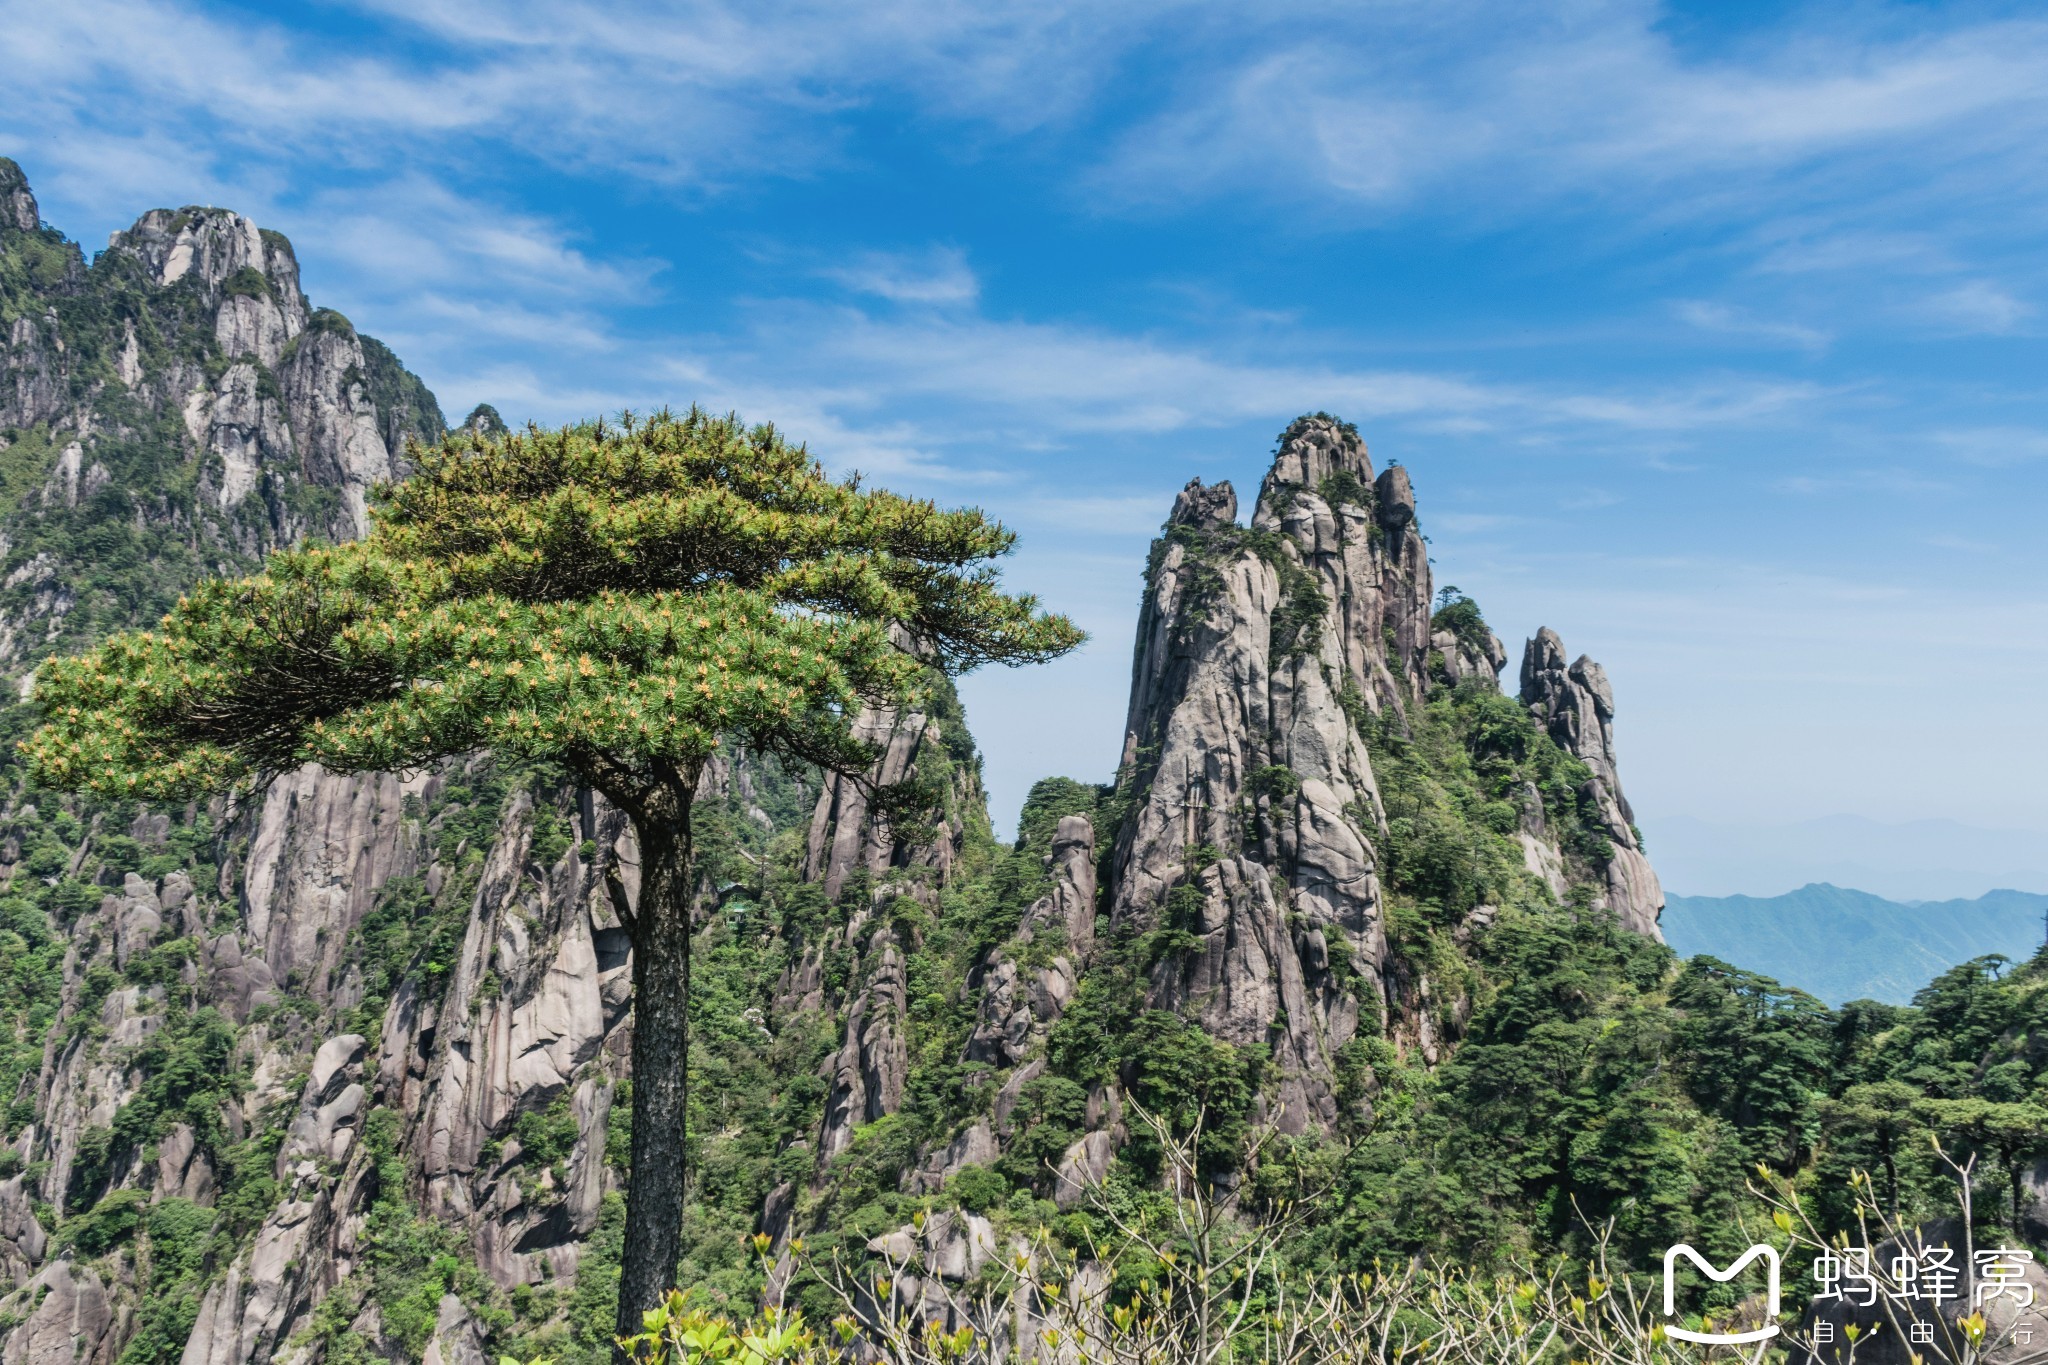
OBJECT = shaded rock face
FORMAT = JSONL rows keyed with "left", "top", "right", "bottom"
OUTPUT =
{"left": 1431, "top": 622, "right": 1508, "bottom": 687}
{"left": 241, "top": 766, "right": 436, "bottom": 1014}
{"left": 393, "top": 789, "right": 627, "bottom": 1290}
{"left": 787, "top": 675, "right": 988, "bottom": 1173}
{"left": 803, "top": 704, "right": 972, "bottom": 903}
{"left": 83, "top": 768, "right": 654, "bottom": 1365}
{"left": 818, "top": 923, "right": 911, "bottom": 1161}
{"left": 1520, "top": 627, "right": 1664, "bottom": 938}
{"left": 966, "top": 815, "right": 1096, "bottom": 1070}
{"left": 1169, "top": 477, "right": 1237, "bottom": 529}
{"left": 0, "top": 1175, "right": 48, "bottom": 1282}
{"left": 865, "top": 1208, "right": 1015, "bottom": 1331}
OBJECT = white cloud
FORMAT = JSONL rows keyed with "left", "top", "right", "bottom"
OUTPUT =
{"left": 1673, "top": 300, "right": 1829, "bottom": 352}
{"left": 404, "top": 296, "right": 617, "bottom": 352}
{"left": 1934, "top": 427, "right": 2048, "bottom": 468}
{"left": 289, "top": 179, "right": 655, "bottom": 301}
{"left": 0, "top": 0, "right": 1177, "bottom": 195}
{"left": 821, "top": 247, "right": 979, "bottom": 305}
{"left": 1918, "top": 281, "right": 2033, "bottom": 335}
{"left": 1096, "top": 7, "right": 2048, "bottom": 215}
{"left": 1748, "top": 226, "right": 1953, "bottom": 278}
{"left": 1772, "top": 467, "right": 1951, "bottom": 499}
{"left": 674, "top": 302, "right": 1839, "bottom": 470}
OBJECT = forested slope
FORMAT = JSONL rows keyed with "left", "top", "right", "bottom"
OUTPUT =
{"left": 3, "top": 158, "right": 2048, "bottom": 1365}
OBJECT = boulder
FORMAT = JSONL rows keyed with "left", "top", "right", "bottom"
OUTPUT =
{"left": 1054, "top": 1131, "right": 1117, "bottom": 1210}
{"left": 1, "top": 1261, "right": 112, "bottom": 1365}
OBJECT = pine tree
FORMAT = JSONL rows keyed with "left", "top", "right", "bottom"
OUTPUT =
{"left": 19, "top": 407, "right": 1084, "bottom": 1350}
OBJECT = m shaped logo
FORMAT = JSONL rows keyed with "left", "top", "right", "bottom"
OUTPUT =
{"left": 1662, "top": 1244, "right": 1782, "bottom": 1345}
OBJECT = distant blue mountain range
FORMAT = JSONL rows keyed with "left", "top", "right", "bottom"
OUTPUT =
{"left": 1640, "top": 815, "right": 2048, "bottom": 903}
{"left": 1661, "top": 884, "right": 2048, "bottom": 1006}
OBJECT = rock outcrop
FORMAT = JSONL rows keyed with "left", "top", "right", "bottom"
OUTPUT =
{"left": 966, "top": 814, "right": 1096, "bottom": 1069}
{"left": 1520, "top": 627, "right": 1664, "bottom": 937}
{"left": 1, "top": 1260, "right": 114, "bottom": 1365}
{"left": 0, "top": 158, "right": 443, "bottom": 673}
{"left": 1107, "top": 417, "right": 1421, "bottom": 1126}
{"left": 803, "top": 703, "right": 971, "bottom": 902}
{"left": 816, "top": 919, "right": 911, "bottom": 1162}
{"left": 0, "top": 1175, "right": 47, "bottom": 1282}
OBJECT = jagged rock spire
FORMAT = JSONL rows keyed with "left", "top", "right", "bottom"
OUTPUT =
{"left": 1, "top": 157, "right": 39, "bottom": 233}
{"left": 1249, "top": 415, "right": 1436, "bottom": 710}
{"left": 1102, "top": 414, "right": 1668, "bottom": 1132}
{"left": 1520, "top": 627, "right": 1665, "bottom": 937}
{"left": 1169, "top": 476, "right": 1236, "bottom": 528}
{"left": 1108, "top": 413, "right": 1433, "bottom": 1130}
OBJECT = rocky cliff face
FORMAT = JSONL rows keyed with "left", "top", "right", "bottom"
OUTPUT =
{"left": 0, "top": 165, "right": 1665, "bottom": 1365}
{"left": 0, "top": 157, "right": 443, "bottom": 673}
{"left": 1106, "top": 419, "right": 1412, "bottom": 1132}
{"left": 1086, "top": 415, "right": 1658, "bottom": 1129}
{"left": 1519, "top": 628, "right": 1663, "bottom": 936}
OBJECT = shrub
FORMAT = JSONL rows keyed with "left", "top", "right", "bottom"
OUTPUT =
{"left": 62, "top": 1187, "right": 146, "bottom": 1257}
{"left": 945, "top": 1164, "right": 1008, "bottom": 1214}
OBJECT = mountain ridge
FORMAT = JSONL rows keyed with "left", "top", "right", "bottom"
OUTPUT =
{"left": 1663, "top": 881, "right": 2048, "bottom": 1006}
{"left": 1644, "top": 812, "right": 2048, "bottom": 902}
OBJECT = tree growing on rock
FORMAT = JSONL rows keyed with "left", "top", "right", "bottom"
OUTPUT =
{"left": 18, "top": 407, "right": 1083, "bottom": 1350}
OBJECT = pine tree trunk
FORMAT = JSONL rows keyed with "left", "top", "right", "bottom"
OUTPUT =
{"left": 613, "top": 781, "right": 696, "bottom": 1358}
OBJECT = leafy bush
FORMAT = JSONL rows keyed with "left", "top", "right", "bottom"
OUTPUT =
{"left": 1246, "top": 765, "right": 1300, "bottom": 801}
{"left": 62, "top": 1187, "right": 146, "bottom": 1257}
{"left": 1429, "top": 587, "right": 1491, "bottom": 652}
{"left": 944, "top": 1164, "right": 1007, "bottom": 1214}
{"left": 222, "top": 266, "right": 271, "bottom": 299}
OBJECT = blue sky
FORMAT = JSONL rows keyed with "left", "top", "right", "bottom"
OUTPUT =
{"left": 5, "top": 0, "right": 2047, "bottom": 891}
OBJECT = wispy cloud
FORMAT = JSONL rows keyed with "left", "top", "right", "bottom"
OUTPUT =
{"left": 1673, "top": 300, "right": 1829, "bottom": 353}
{"left": 1934, "top": 427, "right": 2048, "bottom": 468}
{"left": 1096, "top": 8, "right": 2048, "bottom": 218}
{"left": 0, "top": 0, "right": 1168, "bottom": 193}
{"left": 1772, "top": 467, "right": 1953, "bottom": 498}
{"left": 289, "top": 179, "right": 655, "bottom": 299}
{"left": 821, "top": 247, "right": 980, "bottom": 305}
{"left": 1750, "top": 229, "right": 1951, "bottom": 277}
{"left": 403, "top": 296, "right": 617, "bottom": 353}
{"left": 721, "top": 302, "right": 1834, "bottom": 447}
{"left": 1917, "top": 281, "right": 2033, "bottom": 335}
